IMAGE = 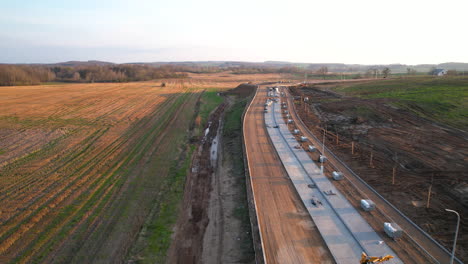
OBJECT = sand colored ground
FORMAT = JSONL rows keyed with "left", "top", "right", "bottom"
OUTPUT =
{"left": 243, "top": 85, "right": 334, "bottom": 264}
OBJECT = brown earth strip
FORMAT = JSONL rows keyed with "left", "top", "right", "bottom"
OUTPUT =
{"left": 244, "top": 85, "right": 334, "bottom": 264}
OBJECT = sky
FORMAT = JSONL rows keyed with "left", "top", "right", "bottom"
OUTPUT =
{"left": 1, "top": 0, "right": 467, "bottom": 64}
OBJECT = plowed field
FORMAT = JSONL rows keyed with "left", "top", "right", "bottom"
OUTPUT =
{"left": 0, "top": 77, "right": 259, "bottom": 263}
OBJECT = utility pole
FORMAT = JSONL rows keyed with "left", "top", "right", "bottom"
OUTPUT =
{"left": 426, "top": 173, "right": 434, "bottom": 208}
{"left": 334, "top": 126, "right": 339, "bottom": 145}
{"left": 320, "top": 128, "right": 326, "bottom": 174}
{"left": 322, "top": 128, "right": 326, "bottom": 153}
{"left": 445, "top": 209, "right": 460, "bottom": 264}
{"left": 392, "top": 152, "right": 398, "bottom": 185}
{"left": 351, "top": 141, "right": 355, "bottom": 155}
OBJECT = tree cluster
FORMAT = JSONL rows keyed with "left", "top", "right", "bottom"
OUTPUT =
{"left": 0, "top": 64, "right": 187, "bottom": 86}
{"left": 407, "top": 68, "right": 418, "bottom": 75}
{"left": 229, "top": 66, "right": 311, "bottom": 75}
{"left": 51, "top": 65, "right": 187, "bottom": 83}
{"left": 364, "top": 67, "right": 391, "bottom": 78}
{"left": 0, "top": 65, "right": 55, "bottom": 86}
{"left": 164, "top": 65, "right": 223, "bottom": 74}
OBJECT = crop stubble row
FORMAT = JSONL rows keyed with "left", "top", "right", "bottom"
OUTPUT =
{"left": 0, "top": 81, "right": 203, "bottom": 263}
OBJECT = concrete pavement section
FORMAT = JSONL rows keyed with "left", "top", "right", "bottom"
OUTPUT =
{"left": 264, "top": 93, "right": 402, "bottom": 264}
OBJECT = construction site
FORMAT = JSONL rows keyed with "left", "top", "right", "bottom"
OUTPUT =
{"left": 0, "top": 75, "right": 465, "bottom": 264}
{"left": 242, "top": 83, "right": 466, "bottom": 264}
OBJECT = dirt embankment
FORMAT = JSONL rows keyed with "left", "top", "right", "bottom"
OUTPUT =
{"left": 167, "top": 84, "right": 257, "bottom": 264}
{"left": 289, "top": 84, "right": 468, "bottom": 261}
{"left": 167, "top": 102, "right": 226, "bottom": 263}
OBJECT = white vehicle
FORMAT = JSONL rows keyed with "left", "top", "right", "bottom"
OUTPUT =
{"left": 384, "top": 222, "right": 403, "bottom": 239}
{"left": 360, "top": 199, "right": 376, "bottom": 211}
{"left": 332, "top": 171, "right": 344, "bottom": 180}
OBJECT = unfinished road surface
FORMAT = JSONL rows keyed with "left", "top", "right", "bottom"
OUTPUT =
{"left": 264, "top": 94, "right": 401, "bottom": 264}
{"left": 283, "top": 86, "right": 462, "bottom": 264}
{"left": 243, "top": 86, "right": 334, "bottom": 263}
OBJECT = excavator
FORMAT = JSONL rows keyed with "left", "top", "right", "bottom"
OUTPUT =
{"left": 360, "top": 252, "right": 394, "bottom": 264}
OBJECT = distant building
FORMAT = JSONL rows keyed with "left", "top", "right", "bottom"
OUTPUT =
{"left": 433, "top": 69, "right": 447, "bottom": 76}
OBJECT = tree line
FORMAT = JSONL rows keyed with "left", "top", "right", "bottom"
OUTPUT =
{"left": 229, "top": 66, "right": 318, "bottom": 75}
{"left": 0, "top": 64, "right": 187, "bottom": 86}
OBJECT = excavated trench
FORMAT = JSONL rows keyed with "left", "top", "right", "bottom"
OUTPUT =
{"left": 168, "top": 84, "right": 257, "bottom": 264}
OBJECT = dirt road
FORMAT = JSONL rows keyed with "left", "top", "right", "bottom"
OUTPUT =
{"left": 243, "top": 85, "right": 333, "bottom": 264}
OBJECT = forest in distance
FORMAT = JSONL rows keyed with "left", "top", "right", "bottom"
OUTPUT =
{"left": 0, "top": 64, "right": 188, "bottom": 86}
{"left": 2, "top": 60, "right": 468, "bottom": 86}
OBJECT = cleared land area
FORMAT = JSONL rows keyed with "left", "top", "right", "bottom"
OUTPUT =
{"left": 0, "top": 74, "right": 268, "bottom": 263}
{"left": 244, "top": 85, "right": 334, "bottom": 264}
{"left": 289, "top": 77, "right": 467, "bottom": 262}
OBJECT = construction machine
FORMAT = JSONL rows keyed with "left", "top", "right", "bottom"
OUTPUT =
{"left": 360, "top": 252, "right": 394, "bottom": 264}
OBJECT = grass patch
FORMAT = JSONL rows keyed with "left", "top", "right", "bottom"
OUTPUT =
{"left": 139, "top": 144, "right": 195, "bottom": 264}
{"left": 0, "top": 148, "right": 5, "bottom": 155}
{"left": 199, "top": 89, "right": 224, "bottom": 126}
{"left": 223, "top": 97, "right": 255, "bottom": 261}
{"left": 120, "top": 93, "right": 199, "bottom": 264}
{"left": 223, "top": 99, "right": 247, "bottom": 138}
{"left": 333, "top": 76, "right": 468, "bottom": 129}
{"left": 292, "top": 73, "right": 362, "bottom": 80}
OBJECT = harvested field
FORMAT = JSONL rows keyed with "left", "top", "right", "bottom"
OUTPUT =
{"left": 289, "top": 80, "right": 468, "bottom": 262}
{"left": 0, "top": 81, "right": 195, "bottom": 263}
{"left": 185, "top": 72, "right": 289, "bottom": 84}
{"left": 0, "top": 75, "right": 281, "bottom": 263}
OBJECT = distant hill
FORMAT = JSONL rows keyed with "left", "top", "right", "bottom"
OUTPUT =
{"left": 16, "top": 60, "right": 468, "bottom": 73}
{"left": 438, "top": 62, "right": 468, "bottom": 71}
{"left": 46, "top": 60, "right": 115, "bottom": 67}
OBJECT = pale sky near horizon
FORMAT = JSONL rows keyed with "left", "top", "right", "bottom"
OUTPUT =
{"left": 1, "top": 0, "right": 467, "bottom": 64}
